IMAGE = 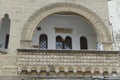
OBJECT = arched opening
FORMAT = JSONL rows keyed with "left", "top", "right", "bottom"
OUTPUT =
{"left": 0, "top": 13, "right": 10, "bottom": 49}
{"left": 94, "top": 71, "right": 100, "bottom": 77}
{"left": 55, "top": 36, "right": 72, "bottom": 49}
{"left": 67, "top": 67, "right": 75, "bottom": 77}
{"left": 49, "top": 66, "right": 57, "bottom": 77}
{"left": 39, "top": 34, "right": 48, "bottom": 49}
{"left": 20, "top": 67, "right": 28, "bottom": 75}
{"left": 21, "top": 2, "right": 112, "bottom": 50}
{"left": 32, "top": 13, "right": 97, "bottom": 50}
{"left": 57, "top": 67, "right": 66, "bottom": 77}
{"left": 80, "top": 36, "right": 88, "bottom": 49}
{"left": 56, "top": 36, "right": 63, "bottom": 49}
{"left": 111, "top": 71, "right": 118, "bottom": 77}
{"left": 39, "top": 67, "right": 48, "bottom": 77}
{"left": 64, "top": 36, "right": 72, "bottom": 49}
{"left": 111, "top": 68, "right": 118, "bottom": 77}
{"left": 94, "top": 68, "right": 100, "bottom": 77}
{"left": 84, "top": 67, "right": 92, "bottom": 77}
{"left": 76, "top": 67, "right": 83, "bottom": 77}
{"left": 30, "top": 67, "right": 38, "bottom": 76}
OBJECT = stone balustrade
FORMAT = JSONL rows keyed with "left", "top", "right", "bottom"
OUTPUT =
{"left": 17, "top": 49, "right": 120, "bottom": 77}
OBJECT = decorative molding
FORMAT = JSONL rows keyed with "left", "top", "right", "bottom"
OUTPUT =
{"left": 17, "top": 49, "right": 119, "bottom": 76}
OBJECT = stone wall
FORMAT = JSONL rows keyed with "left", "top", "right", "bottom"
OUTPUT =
{"left": 0, "top": 0, "right": 113, "bottom": 76}
{"left": 0, "top": 0, "right": 109, "bottom": 54}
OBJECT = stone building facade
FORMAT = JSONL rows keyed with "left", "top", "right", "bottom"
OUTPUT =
{"left": 0, "top": 0, "right": 119, "bottom": 79}
{"left": 108, "top": 0, "right": 120, "bottom": 51}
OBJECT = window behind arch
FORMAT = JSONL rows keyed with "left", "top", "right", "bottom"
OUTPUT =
{"left": 39, "top": 34, "right": 48, "bottom": 49}
{"left": 56, "top": 36, "right": 63, "bottom": 49}
{"left": 64, "top": 36, "right": 72, "bottom": 49}
{"left": 80, "top": 36, "right": 88, "bottom": 49}
{"left": 0, "top": 13, "right": 10, "bottom": 49}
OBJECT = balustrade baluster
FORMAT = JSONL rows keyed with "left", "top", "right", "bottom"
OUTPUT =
{"left": 17, "top": 49, "right": 120, "bottom": 77}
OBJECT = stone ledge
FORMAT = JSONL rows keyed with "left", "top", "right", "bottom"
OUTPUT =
{"left": 17, "top": 49, "right": 120, "bottom": 54}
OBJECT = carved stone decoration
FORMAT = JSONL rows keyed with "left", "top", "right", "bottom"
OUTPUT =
{"left": 21, "top": 2, "right": 112, "bottom": 50}
{"left": 17, "top": 49, "right": 119, "bottom": 77}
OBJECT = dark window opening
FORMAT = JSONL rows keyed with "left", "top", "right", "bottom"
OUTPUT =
{"left": 80, "top": 36, "right": 88, "bottom": 49}
{"left": 64, "top": 36, "right": 72, "bottom": 49}
{"left": 0, "top": 13, "right": 10, "bottom": 49}
{"left": 56, "top": 36, "right": 63, "bottom": 49}
{"left": 56, "top": 36, "right": 72, "bottom": 49}
{"left": 39, "top": 34, "right": 48, "bottom": 49}
{"left": 5, "top": 34, "right": 9, "bottom": 49}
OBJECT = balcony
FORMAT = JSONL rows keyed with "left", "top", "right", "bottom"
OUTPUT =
{"left": 17, "top": 49, "right": 120, "bottom": 77}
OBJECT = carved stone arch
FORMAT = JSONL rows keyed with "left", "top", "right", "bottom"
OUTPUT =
{"left": 49, "top": 66, "right": 57, "bottom": 77}
{"left": 76, "top": 67, "right": 84, "bottom": 77}
{"left": 94, "top": 68, "right": 100, "bottom": 77}
{"left": 67, "top": 67, "right": 75, "bottom": 77}
{"left": 20, "top": 67, "right": 29, "bottom": 75}
{"left": 84, "top": 67, "right": 92, "bottom": 77}
{"left": 111, "top": 68, "right": 118, "bottom": 77}
{"left": 30, "top": 67, "right": 38, "bottom": 76}
{"left": 58, "top": 67, "right": 66, "bottom": 77}
{"left": 103, "top": 68, "right": 109, "bottom": 77}
{"left": 21, "top": 2, "right": 112, "bottom": 50}
{"left": 39, "top": 67, "right": 48, "bottom": 77}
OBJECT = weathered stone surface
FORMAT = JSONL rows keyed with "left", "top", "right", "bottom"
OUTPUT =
{"left": 17, "top": 49, "right": 120, "bottom": 77}
{"left": 0, "top": 0, "right": 118, "bottom": 78}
